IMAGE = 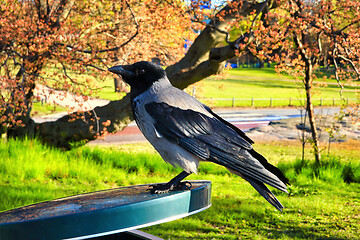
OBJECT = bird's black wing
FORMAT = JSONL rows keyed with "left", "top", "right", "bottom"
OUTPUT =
{"left": 145, "top": 102, "right": 288, "bottom": 194}
{"left": 204, "top": 104, "right": 289, "bottom": 186}
{"left": 202, "top": 104, "right": 254, "bottom": 144}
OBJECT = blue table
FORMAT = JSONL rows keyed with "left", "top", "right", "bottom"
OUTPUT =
{"left": 0, "top": 181, "right": 211, "bottom": 240}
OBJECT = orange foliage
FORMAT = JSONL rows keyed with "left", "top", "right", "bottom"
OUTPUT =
{"left": 0, "top": 0, "right": 196, "bottom": 132}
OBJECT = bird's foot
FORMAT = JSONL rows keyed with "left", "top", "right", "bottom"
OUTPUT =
{"left": 148, "top": 181, "right": 192, "bottom": 194}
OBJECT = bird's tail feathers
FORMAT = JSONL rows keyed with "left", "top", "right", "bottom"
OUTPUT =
{"left": 245, "top": 177, "right": 284, "bottom": 211}
{"left": 249, "top": 149, "right": 290, "bottom": 186}
{"left": 218, "top": 154, "right": 288, "bottom": 193}
{"left": 227, "top": 168, "right": 284, "bottom": 211}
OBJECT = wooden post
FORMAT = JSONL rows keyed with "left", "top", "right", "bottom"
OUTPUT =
{"left": 289, "top": 97, "right": 292, "bottom": 106}
{"left": 251, "top": 98, "right": 254, "bottom": 107}
{"left": 333, "top": 97, "right": 335, "bottom": 106}
{"left": 232, "top": 98, "right": 235, "bottom": 107}
{"left": 270, "top": 97, "right": 273, "bottom": 107}
{"left": 320, "top": 98, "right": 323, "bottom": 106}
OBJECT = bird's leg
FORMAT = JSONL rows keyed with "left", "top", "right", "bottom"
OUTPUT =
{"left": 149, "top": 171, "right": 191, "bottom": 194}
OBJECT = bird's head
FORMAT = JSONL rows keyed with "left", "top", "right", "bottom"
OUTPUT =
{"left": 108, "top": 61, "right": 166, "bottom": 95}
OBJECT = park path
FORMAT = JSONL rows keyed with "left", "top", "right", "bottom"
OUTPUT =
{"left": 33, "top": 84, "right": 110, "bottom": 123}
{"left": 34, "top": 84, "right": 110, "bottom": 112}
{"left": 88, "top": 107, "right": 342, "bottom": 145}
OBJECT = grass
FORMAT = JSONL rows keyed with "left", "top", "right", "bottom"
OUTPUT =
{"left": 86, "top": 66, "right": 359, "bottom": 108}
{"left": 31, "top": 101, "right": 67, "bottom": 116}
{"left": 31, "top": 67, "right": 358, "bottom": 117}
{"left": 194, "top": 67, "right": 359, "bottom": 108}
{"left": 0, "top": 138, "right": 359, "bottom": 239}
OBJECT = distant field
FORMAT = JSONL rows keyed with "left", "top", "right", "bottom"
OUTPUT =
{"left": 195, "top": 67, "right": 359, "bottom": 107}
{"left": 1, "top": 139, "right": 359, "bottom": 239}
{"left": 92, "top": 67, "right": 359, "bottom": 108}
{"left": 32, "top": 66, "right": 358, "bottom": 116}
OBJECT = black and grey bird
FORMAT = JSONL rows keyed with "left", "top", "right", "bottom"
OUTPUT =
{"left": 109, "top": 61, "right": 289, "bottom": 211}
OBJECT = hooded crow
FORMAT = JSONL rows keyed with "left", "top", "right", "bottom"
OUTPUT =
{"left": 109, "top": 61, "right": 289, "bottom": 211}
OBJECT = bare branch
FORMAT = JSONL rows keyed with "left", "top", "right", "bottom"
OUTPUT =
{"left": 293, "top": 33, "right": 308, "bottom": 61}
{"left": 316, "top": 31, "right": 323, "bottom": 65}
{"left": 249, "top": 0, "right": 268, "bottom": 30}
{"left": 338, "top": 19, "right": 360, "bottom": 34}
{"left": 332, "top": 43, "right": 345, "bottom": 98}
{"left": 57, "top": 0, "right": 75, "bottom": 23}
{"left": 85, "top": 64, "right": 107, "bottom": 72}
{"left": 56, "top": 0, "right": 139, "bottom": 55}
{"left": 60, "top": 62, "right": 73, "bottom": 81}
{"left": 338, "top": 54, "right": 360, "bottom": 81}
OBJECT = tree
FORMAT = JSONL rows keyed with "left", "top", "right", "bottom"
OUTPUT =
{"left": 1, "top": 0, "right": 359, "bottom": 155}
{"left": 0, "top": 0, "right": 194, "bottom": 144}
{"left": 249, "top": 0, "right": 360, "bottom": 162}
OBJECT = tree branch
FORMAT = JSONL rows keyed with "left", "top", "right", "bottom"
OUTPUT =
{"left": 56, "top": 0, "right": 139, "bottom": 55}
{"left": 34, "top": 0, "right": 280, "bottom": 148}
{"left": 332, "top": 42, "right": 345, "bottom": 98}
{"left": 337, "top": 54, "right": 360, "bottom": 81}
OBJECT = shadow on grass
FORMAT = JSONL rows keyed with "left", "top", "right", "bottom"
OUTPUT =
{"left": 146, "top": 196, "right": 352, "bottom": 239}
{"left": 219, "top": 78, "right": 301, "bottom": 90}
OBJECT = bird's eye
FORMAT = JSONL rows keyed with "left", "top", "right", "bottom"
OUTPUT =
{"left": 138, "top": 69, "right": 145, "bottom": 75}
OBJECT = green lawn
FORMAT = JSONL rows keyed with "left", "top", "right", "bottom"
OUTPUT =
{"left": 195, "top": 68, "right": 359, "bottom": 107}
{"left": 31, "top": 67, "right": 358, "bottom": 116}
{"left": 89, "top": 67, "right": 359, "bottom": 108}
{"left": 1, "top": 139, "right": 359, "bottom": 239}
{"left": 31, "top": 101, "right": 67, "bottom": 117}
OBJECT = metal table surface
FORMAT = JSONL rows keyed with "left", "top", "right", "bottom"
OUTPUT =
{"left": 0, "top": 181, "right": 211, "bottom": 240}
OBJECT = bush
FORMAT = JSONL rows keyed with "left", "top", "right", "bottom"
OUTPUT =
{"left": 278, "top": 155, "right": 360, "bottom": 185}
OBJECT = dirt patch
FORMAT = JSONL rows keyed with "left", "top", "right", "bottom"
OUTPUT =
{"left": 246, "top": 115, "right": 360, "bottom": 143}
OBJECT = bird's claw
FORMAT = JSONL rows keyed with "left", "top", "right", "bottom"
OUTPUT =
{"left": 147, "top": 183, "right": 172, "bottom": 194}
{"left": 148, "top": 181, "right": 192, "bottom": 194}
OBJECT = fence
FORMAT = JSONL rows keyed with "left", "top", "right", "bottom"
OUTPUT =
{"left": 197, "top": 97, "right": 358, "bottom": 108}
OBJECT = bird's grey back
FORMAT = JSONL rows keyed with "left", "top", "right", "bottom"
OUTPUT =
{"left": 143, "top": 77, "right": 211, "bottom": 116}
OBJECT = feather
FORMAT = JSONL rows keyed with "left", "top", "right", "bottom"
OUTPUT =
{"left": 145, "top": 102, "right": 288, "bottom": 194}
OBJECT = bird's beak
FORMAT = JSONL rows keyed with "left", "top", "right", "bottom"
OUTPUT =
{"left": 108, "top": 65, "right": 135, "bottom": 83}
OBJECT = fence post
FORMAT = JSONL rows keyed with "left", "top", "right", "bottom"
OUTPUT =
{"left": 289, "top": 97, "right": 292, "bottom": 106}
{"left": 333, "top": 97, "right": 335, "bottom": 106}
{"left": 251, "top": 98, "right": 254, "bottom": 107}
{"left": 320, "top": 98, "right": 323, "bottom": 106}
{"left": 346, "top": 97, "right": 349, "bottom": 105}
{"left": 270, "top": 97, "right": 273, "bottom": 107}
{"left": 232, "top": 98, "right": 235, "bottom": 107}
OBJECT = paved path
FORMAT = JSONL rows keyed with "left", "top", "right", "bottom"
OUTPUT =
{"left": 88, "top": 107, "right": 341, "bottom": 145}
{"left": 88, "top": 120, "right": 271, "bottom": 145}
{"left": 33, "top": 84, "right": 110, "bottom": 123}
{"left": 34, "top": 84, "right": 110, "bottom": 110}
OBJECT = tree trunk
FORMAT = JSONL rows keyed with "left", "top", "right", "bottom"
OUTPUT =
{"left": 293, "top": 29, "right": 322, "bottom": 164}
{"left": 36, "top": 95, "right": 133, "bottom": 149}
{"left": 304, "top": 64, "right": 321, "bottom": 163}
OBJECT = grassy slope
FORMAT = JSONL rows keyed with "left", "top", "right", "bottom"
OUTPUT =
{"left": 31, "top": 67, "right": 358, "bottom": 117}
{"left": 198, "top": 68, "right": 358, "bottom": 107}
{"left": 0, "top": 139, "right": 359, "bottom": 239}
{"left": 31, "top": 102, "right": 67, "bottom": 117}
{"left": 92, "top": 67, "right": 358, "bottom": 107}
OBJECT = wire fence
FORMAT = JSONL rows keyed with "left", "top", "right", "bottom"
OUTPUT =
{"left": 35, "top": 93, "right": 358, "bottom": 109}
{"left": 197, "top": 97, "right": 359, "bottom": 108}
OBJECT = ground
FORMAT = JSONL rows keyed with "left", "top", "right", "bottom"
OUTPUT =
{"left": 247, "top": 113, "right": 360, "bottom": 143}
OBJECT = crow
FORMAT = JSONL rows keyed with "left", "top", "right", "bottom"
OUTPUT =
{"left": 109, "top": 61, "right": 289, "bottom": 211}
